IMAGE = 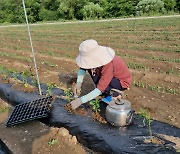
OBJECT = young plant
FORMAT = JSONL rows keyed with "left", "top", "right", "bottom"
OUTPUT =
{"left": 139, "top": 108, "right": 153, "bottom": 140}
{"left": 89, "top": 99, "right": 100, "bottom": 113}
{"left": 46, "top": 82, "right": 58, "bottom": 96}
{"left": 64, "top": 88, "right": 74, "bottom": 101}
{"left": 0, "top": 107, "right": 8, "bottom": 113}
{"left": 48, "top": 139, "right": 58, "bottom": 146}
{"left": 32, "top": 79, "right": 38, "bottom": 87}
{"left": 42, "top": 61, "right": 57, "bottom": 68}
{"left": 21, "top": 71, "right": 31, "bottom": 88}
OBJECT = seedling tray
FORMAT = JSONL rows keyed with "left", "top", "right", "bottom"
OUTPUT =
{"left": 6, "top": 96, "right": 53, "bottom": 127}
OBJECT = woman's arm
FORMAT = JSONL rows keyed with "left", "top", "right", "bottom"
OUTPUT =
{"left": 81, "top": 88, "right": 102, "bottom": 103}
{"left": 77, "top": 68, "right": 86, "bottom": 83}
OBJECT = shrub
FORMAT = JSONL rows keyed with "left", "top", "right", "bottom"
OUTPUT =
{"left": 136, "top": 0, "right": 165, "bottom": 16}
{"left": 82, "top": 2, "right": 104, "bottom": 19}
{"left": 39, "top": 8, "right": 58, "bottom": 21}
{"left": 162, "top": 0, "right": 176, "bottom": 11}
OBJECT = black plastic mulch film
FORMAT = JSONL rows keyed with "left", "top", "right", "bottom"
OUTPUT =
{"left": 0, "top": 78, "right": 179, "bottom": 154}
{"left": 0, "top": 139, "right": 12, "bottom": 154}
{"left": 6, "top": 96, "right": 53, "bottom": 127}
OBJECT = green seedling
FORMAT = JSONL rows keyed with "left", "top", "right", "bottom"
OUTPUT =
{"left": 127, "top": 62, "right": 148, "bottom": 71}
{"left": 11, "top": 70, "right": 18, "bottom": 80}
{"left": 48, "top": 139, "right": 58, "bottom": 146}
{"left": 139, "top": 108, "right": 153, "bottom": 140}
{"left": 42, "top": 61, "right": 57, "bottom": 68}
{"left": 46, "top": 82, "right": 58, "bottom": 96}
{"left": 0, "top": 107, "right": 8, "bottom": 113}
{"left": 64, "top": 88, "right": 74, "bottom": 101}
{"left": 21, "top": 71, "right": 31, "bottom": 88}
{"left": 133, "top": 79, "right": 179, "bottom": 95}
{"left": 21, "top": 70, "right": 31, "bottom": 77}
{"left": 32, "top": 79, "right": 38, "bottom": 87}
{"left": 89, "top": 99, "right": 100, "bottom": 113}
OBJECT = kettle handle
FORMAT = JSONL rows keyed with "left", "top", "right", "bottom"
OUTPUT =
{"left": 126, "top": 110, "right": 135, "bottom": 125}
{"left": 110, "top": 89, "right": 123, "bottom": 96}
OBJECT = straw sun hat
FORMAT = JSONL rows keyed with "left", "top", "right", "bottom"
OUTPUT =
{"left": 76, "top": 39, "right": 115, "bottom": 69}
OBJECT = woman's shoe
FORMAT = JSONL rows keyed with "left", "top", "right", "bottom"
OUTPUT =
{"left": 101, "top": 95, "right": 112, "bottom": 103}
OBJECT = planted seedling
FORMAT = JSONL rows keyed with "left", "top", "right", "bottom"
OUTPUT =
{"left": 90, "top": 99, "right": 107, "bottom": 124}
{"left": 139, "top": 108, "right": 153, "bottom": 140}
{"left": 138, "top": 108, "right": 164, "bottom": 144}
{"left": 32, "top": 79, "right": 38, "bottom": 87}
{"left": 46, "top": 82, "right": 58, "bottom": 96}
{"left": 64, "top": 88, "right": 74, "bottom": 101}
{"left": 48, "top": 139, "right": 58, "bottom": 146}
{"left": 21, "top": 71, "right": 31, "bottom": 88}
{"left": 0, "top": 107, "right": 8, "bottom": 113}
{"left": 89, "top": 99, "right": 100, "bottom": 113}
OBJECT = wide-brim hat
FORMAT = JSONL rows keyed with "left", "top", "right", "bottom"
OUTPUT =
{"left": 76, "top": 39, "right": 115, "bottom": 69}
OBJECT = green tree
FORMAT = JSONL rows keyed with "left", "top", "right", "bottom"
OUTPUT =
{"left": 88, "top": 0, "right": 108, "bottom": 9}
{"left": 82, "top": 2, "right": 104, "bottom": 19}
{"left": 40, "top": 0, "right": 60, "bottom": 10}
{"left": 0, "top": 0, "right": 24, "bottom": 23}
{"left": 24, "top": 0, "right": 41, "bottom": 23}
{"left": 39, "top": 0, "right": 60, "bottom": 21}
{"left": 105, "top": 0, "right": 138, "bottom": 18}
{"left": 39, "top": 8, "right": 59, "bottom": 21}
{"left": 135, "top": 0, "right": 165, "bottom": 16}
{"left": 176, "top": 0, "right": 180, "bottom": 12}
{"left": 162, "top": 0, "right": 176, "bottom": 12}
{"left": 58, "top": 0, "right": 87, "bottom": 20}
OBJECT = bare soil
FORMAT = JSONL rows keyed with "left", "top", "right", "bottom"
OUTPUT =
{"left": 0, "top": 17, "right": 179, "bottom": 153}
{"left": 92, "top": 112, "right": 107, "bottom": 124}
{"left": 0, "top": 56, "right": 179, "bottom": 128}
{"left": 0, "top": 98, "right": 90, "bottom": 154}
{"left": 64, "top": 103, "right": 88, "bottom": 116}
{"left": 64, "top": 103, "right": 107, "bottom": 124}
{"left": 144, "top": 136, "right": 165, "bottom": 145}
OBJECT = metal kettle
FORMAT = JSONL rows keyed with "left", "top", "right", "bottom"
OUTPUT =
{"left": 106, "top": 99, "right": 134, "bottom": 127}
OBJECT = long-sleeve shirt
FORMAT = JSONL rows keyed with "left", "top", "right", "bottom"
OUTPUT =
{"left": 76, "top": 55, "right": 132, "bottom": 103}
{"left": 96, "top": 55, "right": 132, "bottom": 92}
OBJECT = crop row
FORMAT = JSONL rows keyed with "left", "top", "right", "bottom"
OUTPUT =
{"left": 133, "top": 80, "right": 179, "bottom": 95}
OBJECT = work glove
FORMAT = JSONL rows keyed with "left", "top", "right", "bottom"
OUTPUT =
{"left": 70, "top": 98, "right": 83, "bottom": 110}
{"left": 73, "top": 82, "right": 82, "bottom": 98}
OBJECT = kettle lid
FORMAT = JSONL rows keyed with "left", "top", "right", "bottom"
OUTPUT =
{"left": 108, "top": 99, "right": 131, "bottom": 110}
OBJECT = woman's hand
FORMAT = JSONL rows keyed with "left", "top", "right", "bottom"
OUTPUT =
{"left": 70, "top": 98, "right": 82, "bottom": 109}
{"left": 73, "top": 82, "right": 82, "bottom": 98}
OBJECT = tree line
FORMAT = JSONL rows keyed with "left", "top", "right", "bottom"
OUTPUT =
{"left": 0, "top": 0, "right": 179, "bottom": 23}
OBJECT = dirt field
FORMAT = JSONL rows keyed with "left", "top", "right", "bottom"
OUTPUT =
{"left": 0, "top": 98, "right": 93, "bottom": 154}
{"left": 0, "top": 16, "right": 179, "bottom": 129}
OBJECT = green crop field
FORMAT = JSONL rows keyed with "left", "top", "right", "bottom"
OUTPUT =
{"left": 0, "top": 16, "right": 180, "bottom": 127}
{"left": 0, "top": 16, "right": 179, "bottom": 93}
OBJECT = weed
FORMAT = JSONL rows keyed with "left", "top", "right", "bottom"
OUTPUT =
{"left": 89, "top": 99, "right": 100, "bottom": 113}
{"left": 139, "top": 108, "right": 153, "bottom": 140}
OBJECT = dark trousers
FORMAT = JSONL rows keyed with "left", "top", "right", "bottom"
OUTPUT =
{"left": 88, "top": 71, "right": 126, "bottom": 97}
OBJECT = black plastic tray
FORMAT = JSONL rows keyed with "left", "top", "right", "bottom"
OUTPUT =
{"left": 6, "top": 96, "right": 53, "bottom": 127}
